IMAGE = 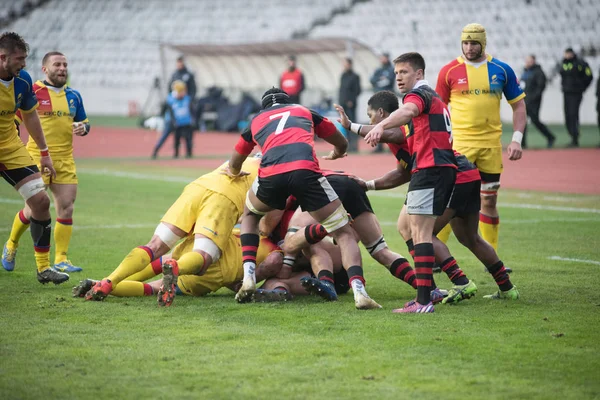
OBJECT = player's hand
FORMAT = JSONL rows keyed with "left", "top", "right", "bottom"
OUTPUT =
{"left": 220, "top": 165, "right": 250, "bottom": 178}
{"left": 364, "top": 124, "right": 384, "bottom": 147}
{"left": 72, "top": 122, "right": 87, "bottom": 136}
{"left": 40, "top": 154, "right": 57, "bottom": 179}
{"left": 322, "top": 149, "right": 347, "bottom": 160}
{"left": 507, "top": 141, "right": 523, "bottom": 161}
{"left": 349, "top": 175, "right": 368, "bottom": 190}
{"left": 333, "top": 103, "right": 351, "bottom": 129}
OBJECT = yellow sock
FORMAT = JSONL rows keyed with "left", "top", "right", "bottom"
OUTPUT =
{"left": 176, "top": 252, "right": 205, "bottom": 275}
{"left": 127, "top": 256, "right": 164, "bottom": 282}
{"left": 110, "top": 281, "right": 154, "bottom": 297}
{"left": 34, "top": 249, "right": 51, "bottom": 272}
{"left": 479, "top": 213, "right": 500, "bottom": 251}
{"left": 107, "top": 247, "right": 153, "bottom": 286}
{"left": 436, "top": 224, "right": 452, "bottom": 244}
{"left": 30, "top": 217, "right": 52, "bottom": 272}
{"left": 7, "top": 210, "right": 30, "bottom": 249}
{"left": 54, "top": 218, "right": 73, "bottom": 264}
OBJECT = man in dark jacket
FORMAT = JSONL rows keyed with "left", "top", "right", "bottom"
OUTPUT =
{"left": 370, "top": 52, "right": 395, "bottom": 92}
{"left": 169, "top": 56, "right": 197, "bottom": 99}
{"left": 521, "top": 55, "right": 555, "bottom": 148}
{"left": 596, "top": 67, "right": 600, "bottom": 145}
{"left": 339, "top": 58, "right": 361, "bottom": 152}
{"left": 559, "top": 48, "right": 593, "bottom": 147}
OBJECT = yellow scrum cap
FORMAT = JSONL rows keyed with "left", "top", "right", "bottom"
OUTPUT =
{"left": 171, "top": 80, "right": 186, "bottom": 93}
{"left": 461, "top": 23, "right": 486, "bottom": 54}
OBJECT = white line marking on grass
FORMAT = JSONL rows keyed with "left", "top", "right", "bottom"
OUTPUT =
{"left": 0, "top": 198, "right": 23, "bottom": 204}
{"left": 78, "top": 168, "right": 192, "bottom": 183}
{"left": 379, "top": 218, "right": 600, "bottom": 226}
{"left": 368, "top": 192, "right": 600, "bottom": 214}
{"left": 547, "top": 256, "right": 600, "bottom": 266}
{"left": 0, "top": 223, "right": 155, "bottom": 233}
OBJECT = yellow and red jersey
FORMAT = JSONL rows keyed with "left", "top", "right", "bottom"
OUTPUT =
{"left": 16, "top": 80, "right": 88, "bottom": 158}
{"left": 436, "top": 55, "right": 525, "bottom": 148}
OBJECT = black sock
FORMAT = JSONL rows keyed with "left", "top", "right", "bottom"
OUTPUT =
{"left": 487, "top": 260, "right": 513, "bottom": 291}
{"left": 414, "top": 243, "right": 434, "bottom": 305}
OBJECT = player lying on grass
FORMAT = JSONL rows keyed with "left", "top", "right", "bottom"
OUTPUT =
{"left": 73, "top": 229, "right": 284, "bottom": 302}
{"left": 84, "top": 156, "right": 261, "bottom": 305}
{"left": 338, "top": 90, "right": 519, "bottom": 303}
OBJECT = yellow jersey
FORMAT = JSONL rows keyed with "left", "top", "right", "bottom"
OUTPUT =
{"left": 436, "top": 55, "right": 525, "bottom": 148}
{"left": 0, "top": 70, "right": 38, "bottom": 148}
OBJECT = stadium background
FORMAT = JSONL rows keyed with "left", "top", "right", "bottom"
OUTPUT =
{"left": 1, "top": 1, "right": 600, "bottom": 399}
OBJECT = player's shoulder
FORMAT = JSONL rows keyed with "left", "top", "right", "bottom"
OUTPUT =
{"left": 15, "top": 69, "right": 34, "bottom": 87}
{"left": 488, "top": 56, "right": 515, "bottom": 74}
{"left": 65, "top": 86, "right": 84, "bottom": 101}
{"left": 440, "top": 57, "right": 463, "bottom": 71}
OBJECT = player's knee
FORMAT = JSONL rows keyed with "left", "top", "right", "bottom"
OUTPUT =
{"left": 151, "top": 223, "right": 183, "bottom": 251}
{"left": 319, "top": 205, "right": 349, "bottom": 233}
{"left": 481, "top": 194, "right": 497, "bottom": 209}
{"left": 58, "top": 202, "right": 75, "bottom": 219}
{"left": 193, "top": 237, "right": 221, "bottom": 264}
{"left": 364, "top": 235, "right": 387, "bottom": 257}
{"left": 455, "top": 231, "right": 477, "bottom": 250}
{"left": 28, "top": 191, "right": 51, "bottom": 213}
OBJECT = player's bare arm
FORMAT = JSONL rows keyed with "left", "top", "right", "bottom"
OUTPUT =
{"left": 225, "top": 151, "right": 250, "bottom": 177}
{"left": 365, "top": 103, "right": 419, "bottom": 146}
{"left": 72, "top": 121, "right": 90, "bottom": 137}
{"left": 259, "top": 209, "right": 285, "bottom": 237}
{"left": 21, "top": 111, "right": 56, "bottom": 178}
{"left": 334, "top": 103, "right": 400, "bottom": 140}
{"left": 321, "top": 129, "right": 348, "bottom": 160}
{"left": 352, "top": 163, "right": 410, "bottom": 191}
{"left": 507, "top": 99, "right": 526, "bottom": 161}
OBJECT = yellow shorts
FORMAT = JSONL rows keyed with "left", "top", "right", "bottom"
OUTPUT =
{"left": 161, "top": 184, "right": 240, "bottom": 252}
{"left": 0, "top": 140, "right": 35, "bottom": 171}
{"left": 453, "top": 144, "right": 503, "bottom": 176}
{"left": 30, "top": 156, "right": 78, "bottom": 185}
{"left": 172, "top": 234, "right": 238, "bottom": 297}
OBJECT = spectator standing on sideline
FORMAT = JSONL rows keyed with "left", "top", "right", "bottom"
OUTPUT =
{"left": 339, "top": 58, "right": 361, "bottom": 153}
{"left": 521, "top": 55, "right": 555, "bottom": 148}
{"left": 559, "top": 48, "right": 593, "bottom": 147}
{"left": 370, "top": 52, "right": 395, "bottom": 153}
{"left": 166, "top": 81, "right": 194, "bottom": 159}
{"left": 168, "top": 56, "right": 196, "bottom": 100}
{"left": 280, "top": 55, "right": 305, "bottom": 104}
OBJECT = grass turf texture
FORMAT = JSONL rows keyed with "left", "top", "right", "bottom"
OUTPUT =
{"left": 1, "top": 160, "right": 600, "bottom": 399}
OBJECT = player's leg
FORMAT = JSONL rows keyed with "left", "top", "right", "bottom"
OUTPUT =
{"left": 279, "top": 209, "right": 327, "bottom": 275}
{"left": 393, "top": 168, "right": 455, "bottom": 313}
{"left": 184, "top": 125, "right": 193, "bottom": 158}
{"left": 86, "top": 222, "right": 185, "bottom": 301}
{"left": 173, "top": 126, "right": 182, "bottom": 158}
{"left": 450, "top": 213, "right": 519, "bottom": 300}
{"left": 353, "top": 212, "right": 416, "bottom": 289}
{"left": 255, "top": 271, "right": 311, "bottom": 302}
{"left": 236, "top": 185, "right": 275, "bottom": 303}
{"left": 297, "top": 239, "right": 340, "bottom": 301}
{"left": 49, "top": 182, "right": 80, "bottom": 272}
{"left": 300, "top": 174, "right": 379, "bottom": 310}
{"left": 478, "top": 162, "right": 502, "bottom": 251}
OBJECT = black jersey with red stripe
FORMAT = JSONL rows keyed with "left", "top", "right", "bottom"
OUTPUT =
{"left": 403, "top": 83, "right": 457, "bottom": 172}
{"left": 234, "top": 104, "right": 337, "bottom": 177}
{"left": 387, "top": 124, "right": 411, "bottom": 167}
{"left": 454, "top": 150, "right": 480, "bottom": 184}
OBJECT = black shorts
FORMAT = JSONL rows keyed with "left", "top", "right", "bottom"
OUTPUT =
{"left": 406, "top": 167, "right": 456, "bottom": 216}
{"left": 326, "top": 174, "right": 373, "bottom": 219}
{"left": 255, "top": 169, "right": 338, "bottom": 212}
{"left": 448, "top": 180, "right": 481, "bottom": 218}
{"left": 1, "top": 165, "right": 40, "bottom": 187}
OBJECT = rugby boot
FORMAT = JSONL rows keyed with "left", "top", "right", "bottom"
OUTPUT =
{"left": 157, "top": 260, "right": 179, "bottom": 307}
{"left": 392, "top": 301, "right": 435, "bottom": 313}
{"left": 2, "top": 243, "right": 17, "bottom": 271}
{"left": 483, "top": 285, "right": 520, "bottom": 300}
{"left": 442, "top": 280, "right": 478, "bottom": 304}
{"left": 300, "top": 276, "right": 338, "bottom": 301}
{"left": 53, "top": 260, "right": 83, "bottom": 273}
{"left": 253, "top": 288, "right": 292, "bottom": 302}
{"left": 72, "top": 279, "right": 97, "bottom": 298}
{"left": 85, "top": 279, "right": 113, "bottom": 301}
{"left": 37, "top": 268, "right": 70, "bottom": 285}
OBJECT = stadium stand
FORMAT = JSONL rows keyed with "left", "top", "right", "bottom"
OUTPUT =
{"left": 3, "top": 0, "right": 599, "bottom": 121}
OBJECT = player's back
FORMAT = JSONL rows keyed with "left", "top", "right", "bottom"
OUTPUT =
{"left": 404, "top": 85, "right": 455, "bottom": 172}
{"left": 191, "top": 157, "right": 260, "bottom": 213}
{"left": 249, "top": 104, "right": 320, "bottom": 177}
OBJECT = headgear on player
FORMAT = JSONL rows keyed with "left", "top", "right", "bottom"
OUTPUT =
{"left": 461, "top": 23, "right": 486, "bottom": 56}
{"left": 261, "top": 87, "right": 291, "bottom": 109}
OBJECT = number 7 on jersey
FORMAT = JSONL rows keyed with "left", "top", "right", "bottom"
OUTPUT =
{"left": 269, "top": 111, "right": 291, "bottom": 134}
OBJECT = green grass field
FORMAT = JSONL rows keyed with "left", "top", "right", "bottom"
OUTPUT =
{"left": 1, "top": 159, "right": 600, "bottom": 399}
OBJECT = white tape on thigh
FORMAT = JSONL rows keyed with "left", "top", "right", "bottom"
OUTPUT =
{"left": 154, "top": 223, "right": 181, "bottom": 249}
{"left": 194, "top": 237, "right": 221, "bottom": 262}
{"left": 18, "top": 178, "right": 45, "bottom": 201}
{"left": 364, "top": 236, "right": 387, "bottom": 255}
{"left": 319, "top": 205, "right": 349, "bottom": 232}
{"left": 245, "top": 192, "right": 267, "bottom": 216}
{"left": 481, "top": 181, "right": 500, "bottom": 196}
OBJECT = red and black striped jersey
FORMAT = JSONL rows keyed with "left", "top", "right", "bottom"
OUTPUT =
{"left": 403, "top": 83, "right": 457, "bottom": 172}
{"left": 387, "top": 124, "right": 411, "bottom": 168}
{"left": 234, "top": 104, "right": 337, "bottom": 177}
{"left": 454, "top": 150, "right": 480, "bottom": 184}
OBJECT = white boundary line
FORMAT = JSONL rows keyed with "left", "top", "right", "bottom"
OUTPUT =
{"left": 0, "top": 223, "right": 155, "bottom": 233}
{"left": 547, "top": 256, "right": 600, "bottom": 266}
{"left": 78, "top": 168, "right": 192, "bottom": 183}
{"left": 379, "top": 217, "right": 600, "bottom": 226}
